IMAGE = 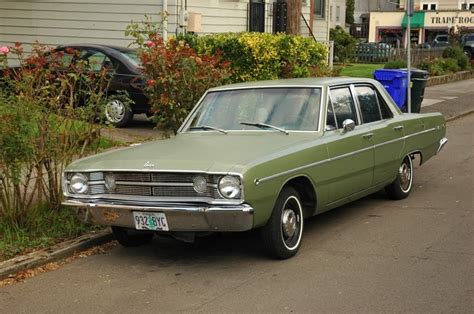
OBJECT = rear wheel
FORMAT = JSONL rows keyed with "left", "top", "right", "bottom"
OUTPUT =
{"left": 112, "top": 226, "right": 153, "bottom": 247}
{"left": 105, "top": 98, "right": 133, "bottom": 127}
{"left": 385, "top": 155, "right": 414, "bottom": 200}
{"left": 262, "top": 187, "right": 304, "bottom": 259}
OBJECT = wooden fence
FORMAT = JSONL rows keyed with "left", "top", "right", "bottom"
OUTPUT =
{"left": 353, "top": 43, "right": 445, "bottom": 65}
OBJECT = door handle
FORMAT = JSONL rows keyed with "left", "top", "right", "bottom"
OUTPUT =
{"left": 362, "top": 133, "right": 373, "bottom": 139}
{"left": 393, "top": 125, "right": 404, "bottom": 131}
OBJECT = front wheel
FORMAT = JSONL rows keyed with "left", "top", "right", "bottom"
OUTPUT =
{"left": 112, "top": 226, "right": 153, "bottom": 247}
{"left": 105, "top": 98, "right": 133, "bottom": 127}
{"left": 385, "top": 155, "right": 414, "bottom": 200}
{"left": 262, "top": 187, "right": 304, "bottom": 259}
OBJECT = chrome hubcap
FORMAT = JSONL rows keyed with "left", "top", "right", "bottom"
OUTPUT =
{"left": 280, "top": 195, "right": 302, "bottom": 250}
{"left": 399, "top": 160, "right": 412, "bottom": 192}
{"left": 105, "top": 99, "right": 125, "bottom": 123}
{"left": 282, "top": 209, "right": 297, "bottom": 238}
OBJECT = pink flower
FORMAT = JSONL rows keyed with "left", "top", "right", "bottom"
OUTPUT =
{"left": 146, "top": 79, "right": 156, "bottom": 86}
{"left": 146, "top": 41, "right": 155, "bottom": 48}
{"left": 0, "top": 46, "right": 9, "bottom": 55}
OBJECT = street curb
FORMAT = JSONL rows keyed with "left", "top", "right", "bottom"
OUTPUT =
{"left": 0, "top": 229, "right": 113, "bottom": 281}
{"left": 427, "top": 70, "right": 474, "bottom": 87}
{"left": 445, "top": 110, "right": 474, "bottom": 122}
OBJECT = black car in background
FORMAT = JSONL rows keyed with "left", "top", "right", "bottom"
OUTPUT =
{"left": 50, "top": 44, "right": 149, "bottom": 127}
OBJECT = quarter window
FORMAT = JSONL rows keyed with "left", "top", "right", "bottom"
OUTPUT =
{"left": 330, "top": 87, "right": 358, "bottom": 128}
{"left": 355, "top": 86, "right": 382, "bottom": 123}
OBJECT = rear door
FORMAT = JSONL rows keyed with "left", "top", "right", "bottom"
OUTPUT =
{"left": 353, "top": 84, "right": 405, "bottom": 186}
{"left": 323, "top": 86, "right": 374, "bottom": 203}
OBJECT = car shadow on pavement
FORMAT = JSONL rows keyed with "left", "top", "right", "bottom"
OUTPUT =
{"left": 109, "top": 190, "right": 393, "bottom": 264}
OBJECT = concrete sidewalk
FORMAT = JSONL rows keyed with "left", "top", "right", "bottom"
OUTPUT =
{"left": 421, "top": 78, "right": 474, "bottom": 120}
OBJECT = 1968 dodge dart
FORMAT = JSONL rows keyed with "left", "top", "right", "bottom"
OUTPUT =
{"left": 62, "top": 77, "right": 448, "bottom": 259}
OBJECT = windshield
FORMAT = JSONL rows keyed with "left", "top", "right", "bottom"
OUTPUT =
{"left": 185, "top": 87, "right": 322, "bottom": 132}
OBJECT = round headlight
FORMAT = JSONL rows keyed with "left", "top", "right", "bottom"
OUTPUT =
{"left": 193, "top": 176, "right": 208, "bottom": 194}
{"left": 70, "top": 173, "right": 88, "bottom": 194}
{"left": 218, "top": 176, "right": 241, "bottom": 199}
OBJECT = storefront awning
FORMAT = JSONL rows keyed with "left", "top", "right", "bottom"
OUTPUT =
{"left": 402, "top": 12, "right": 425, "bottom": 28}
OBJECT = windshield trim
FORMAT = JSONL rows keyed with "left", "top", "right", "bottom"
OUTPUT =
{"left": 178, "top": 85, "right": 325, "bottom": 134}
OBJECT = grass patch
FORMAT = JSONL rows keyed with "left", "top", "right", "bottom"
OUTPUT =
{"left": 339, "top": 63, "right": 384, "bottom": 78}
{"left": 0, "top": 204, "right": 101, "bottom": 261}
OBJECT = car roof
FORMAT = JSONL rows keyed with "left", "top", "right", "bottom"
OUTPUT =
{"left": 55, "top": 43, "right": 136, "bottom": 54}
{"left": 208, "top": 77, "right": 381, "bottom": 91}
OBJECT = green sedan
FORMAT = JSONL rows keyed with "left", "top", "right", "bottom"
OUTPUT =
{"left": 62, "top": 77, "right": 448, "bottom": 259}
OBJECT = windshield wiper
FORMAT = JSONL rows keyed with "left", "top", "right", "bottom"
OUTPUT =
{"left": 240, "top": 122, "right": 289, "bottom": 135}
{"left": 189, "top": 125, "right": 228, "bottom": 134}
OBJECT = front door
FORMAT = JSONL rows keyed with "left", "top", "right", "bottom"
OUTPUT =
{"left": 324, "top": 86, "right": 374, "bottom": 203}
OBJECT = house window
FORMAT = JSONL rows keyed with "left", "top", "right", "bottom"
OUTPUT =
{"left": 421, "top": 2, "right": 438, "bottom": 10}
{"left": 314, "top": 0, "right": 325, "bottom": 18}
{"left": 459, "top": 1, "right": 474, "bottom": 10}
{"left": 336, "top": 5, "right": 340, "bottom": 23}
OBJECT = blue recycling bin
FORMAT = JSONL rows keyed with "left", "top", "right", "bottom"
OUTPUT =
{"left": 373, "top": 69, "right": 408, "bottom": 109}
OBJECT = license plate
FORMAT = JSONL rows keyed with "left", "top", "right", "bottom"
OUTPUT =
{"left": 132, "top": 211, "right": 169, "bottom": 231}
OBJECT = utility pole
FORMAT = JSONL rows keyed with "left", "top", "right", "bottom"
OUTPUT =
{"left": 286, "top": 0, "right": 302, "bottom": 35}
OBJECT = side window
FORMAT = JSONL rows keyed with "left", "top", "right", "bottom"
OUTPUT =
{"left": 330, "top": 87, "right": 358, "bottom": 128}
{"left": 376, "top": 91, "right": 394, "bottom": 119}
{"left": 326, "top": 99, "right": 337, "bottom": 130}
{"left": 355, "top": 86, "right": 382, "bottom": 123}
{"left": 83, "top": 50, "right": 114, "bottom": 72}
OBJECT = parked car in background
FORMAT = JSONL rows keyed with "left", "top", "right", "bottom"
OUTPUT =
{"left": 431, "top": 34, "right": 450, "bottom": 48}
{"left": 52, "top": 44, "right": 149, "bottom": 127}
{"left": 1, "top": 44, "right": 149, "bottom": 127}
{"left": 380, "top": 33, "right": 402, "bottom": 48}
{"left": 62, "top": 78, "right": 448, "bottom": 259}
{"left": 461, "top": 33, "right": 474, "bottom": 59}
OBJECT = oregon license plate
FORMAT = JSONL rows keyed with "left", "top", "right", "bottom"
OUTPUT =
{"left": 132, "top": 211, "right": 169, "bottom": 231}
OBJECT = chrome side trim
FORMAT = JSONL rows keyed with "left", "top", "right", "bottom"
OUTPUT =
{"left": 436, "top": 137, "right": 448, "bottom": 154}
{"left": 255, "top": 127, "right": 437, "bottom": 184}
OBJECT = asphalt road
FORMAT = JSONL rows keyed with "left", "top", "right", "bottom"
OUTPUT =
{"left": 1, "top": 112, "right": 473, "bottom": 312}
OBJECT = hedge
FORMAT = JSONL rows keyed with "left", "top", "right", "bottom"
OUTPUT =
{"left": 179, "top": 32, "right": 329, "bottom": 82}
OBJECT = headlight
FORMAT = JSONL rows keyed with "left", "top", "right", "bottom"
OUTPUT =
{"left": 218, "top": 176, "right": 241, "bottom": 199}
{"left": 193, "top": 175, "right": 208, "bottom": 194}
{"left": 70, "top": 173, "right": 88, "bottom": 194}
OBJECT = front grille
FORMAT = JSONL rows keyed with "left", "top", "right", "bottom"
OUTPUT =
{"left": 69, "top": 171, "right": 228, "bottom": 200}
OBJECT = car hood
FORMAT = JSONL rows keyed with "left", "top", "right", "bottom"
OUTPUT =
{"left": 66, "top": 131, "right": 321, "bottom": 174}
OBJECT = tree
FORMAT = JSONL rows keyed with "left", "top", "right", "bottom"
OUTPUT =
{"left": 330, "top": 26, "right": 357, "bottom": 64}
{"left": 286, "top": 0, "right": 302, "bottom": 35}
{"left": 346, "top": 0, "right": 355, "bottom": 25}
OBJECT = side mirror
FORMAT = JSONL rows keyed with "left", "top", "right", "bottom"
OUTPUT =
{"left": 342, "top": 119, "right": 355, "bottom": 133}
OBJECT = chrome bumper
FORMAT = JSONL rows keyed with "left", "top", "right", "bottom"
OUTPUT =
{"left": 62, "top": 199, "right": 254, "bottom": 232}
{"left": 437, "top": 137, "right": 448, "bottom": 154}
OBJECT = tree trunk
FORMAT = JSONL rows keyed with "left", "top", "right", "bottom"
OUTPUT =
{"left": 286, "top": 0, "right": 302, "bottom": 35}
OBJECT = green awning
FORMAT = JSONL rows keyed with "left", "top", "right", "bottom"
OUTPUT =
{"left": 401, "top": 12, "right": 425, "bottom": 28}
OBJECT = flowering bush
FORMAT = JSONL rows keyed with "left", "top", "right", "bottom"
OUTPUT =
{"left": 126, "top": 23, "right": 232, "bottom": 134}
{"left": 0, "top": 43, "right": 111, "bottom": 228}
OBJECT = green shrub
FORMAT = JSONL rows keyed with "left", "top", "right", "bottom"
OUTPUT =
{"left": 441, "top": 57, "right": 460, "bottom": 73}
{"left": 185, "top": 32, "right": 328, "bottom": 82}
{"left": 330, "top": 26, "right": 357, "bottom": 65}
{"left": 442, "top": 46, "right": 469, "bottom": 70}
{"left": 384, "top": 59, "right": 407, "bottom": 69}
{"left": 0, "top": 43, "right": 112, "bottom": 229}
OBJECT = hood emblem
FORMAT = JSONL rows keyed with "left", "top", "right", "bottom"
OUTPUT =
{"left": 144, "top": 161, "right": 155, "bottom": 168}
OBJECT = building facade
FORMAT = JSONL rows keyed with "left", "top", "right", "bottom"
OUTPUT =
{"left": 0, "top": 0, "right": 334, "bottom": 56}
{"left": 368, "top": 0, "right": 473, "bottom": 46}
